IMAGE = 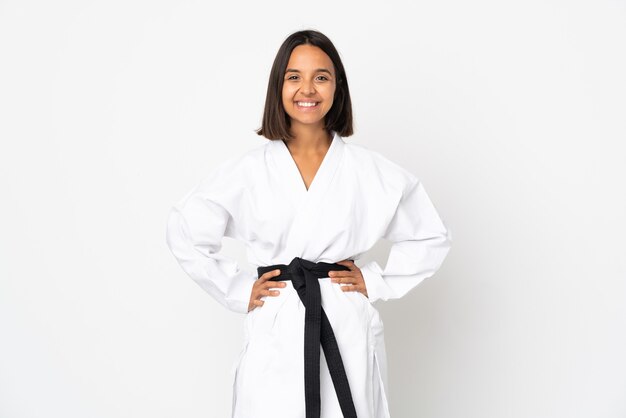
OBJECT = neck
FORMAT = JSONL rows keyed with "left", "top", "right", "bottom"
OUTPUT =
{"left": 285, "top": 122, "right": 332, "bottom": 154}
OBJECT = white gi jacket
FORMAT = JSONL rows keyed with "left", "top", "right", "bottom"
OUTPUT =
{"left": 166, "top": 131, "right": 452, "bottom": 418}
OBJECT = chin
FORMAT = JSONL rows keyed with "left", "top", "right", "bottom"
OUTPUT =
{"left": 286, "top": 113, "right": 324, "bottom": 125}
{"left": 292, "top": 119, "right": 326, "bottom": 127}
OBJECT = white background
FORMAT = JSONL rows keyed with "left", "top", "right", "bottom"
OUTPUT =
{"left": 1, "top": 1, "right": 625, "bottom": 417}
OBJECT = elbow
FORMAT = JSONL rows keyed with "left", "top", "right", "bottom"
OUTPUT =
{"left": 438, "top": 225, "right": 453, "bottom": 265}
{"left": 165, "top": 206, "right": 184, "bottom": 256}
{"left": 444, "top": 225, "right": 453, "bottom": 249}
{"left": 441, "top": 225, "right": 453, "bottom": 259}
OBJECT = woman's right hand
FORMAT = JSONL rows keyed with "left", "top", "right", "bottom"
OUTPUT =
{"left": 248, "top": 269, "right": 286, "bottom": 312}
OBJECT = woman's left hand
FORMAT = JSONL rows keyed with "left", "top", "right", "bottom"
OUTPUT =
{"left": 329, "top": 260, "right": 368, "bottom": 298}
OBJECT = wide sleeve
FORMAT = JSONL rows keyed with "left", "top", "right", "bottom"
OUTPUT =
{"left": 165, "top": 176, "right": 256, "bottom": 314}
{"left": 359, "top": 177, "right": 452, "bottom": 303}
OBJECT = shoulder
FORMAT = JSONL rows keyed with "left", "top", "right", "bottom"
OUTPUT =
{"left": 178, "top": 139, "right": 268, "bottom": 209}
{"left": 199, "top": 140, "right": 268, "bottom": 187}
{"left": 342, "top": 138, "right": 419, "bottom": 192}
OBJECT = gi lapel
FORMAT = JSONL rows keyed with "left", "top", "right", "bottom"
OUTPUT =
{"left": 269, "top": 131, "right": 346, "bottom": 258}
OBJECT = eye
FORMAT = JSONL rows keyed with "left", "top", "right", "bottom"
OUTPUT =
{"left": 286, "top": 75, "right": 299, "bottom": 80}
{"left": 316, "top": 75, "right": 329, "bottom": 81}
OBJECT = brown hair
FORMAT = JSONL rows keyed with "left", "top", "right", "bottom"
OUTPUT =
{"left": 256, "top": 29, "right": 354, "bottom": 140}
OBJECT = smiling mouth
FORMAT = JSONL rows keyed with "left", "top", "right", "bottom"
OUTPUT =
{"left": 295, "top": 101, "right": 320, "bottom": 108}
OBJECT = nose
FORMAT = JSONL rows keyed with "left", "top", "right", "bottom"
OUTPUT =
{"left": 300, "top": 78, "right": 316, "bottom": 95}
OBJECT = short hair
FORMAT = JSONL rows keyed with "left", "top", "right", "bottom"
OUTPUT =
{"left": 256, "top": 29, "right": 354, "bottom": 140}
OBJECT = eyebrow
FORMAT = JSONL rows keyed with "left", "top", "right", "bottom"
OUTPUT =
{"left": 285, "top": 68, "right": 333, "bottom": 75}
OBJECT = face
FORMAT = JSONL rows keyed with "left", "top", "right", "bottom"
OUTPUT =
{"left": 281, "top": 44, "right": 337, "bottom": 130}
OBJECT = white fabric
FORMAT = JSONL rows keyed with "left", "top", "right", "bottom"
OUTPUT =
{"left": 166, "top": 131, "right": 452, "bottom": 418}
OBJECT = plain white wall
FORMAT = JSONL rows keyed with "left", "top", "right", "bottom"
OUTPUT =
{"left": 1, "top": 0, "right": 624, "bottom": 417}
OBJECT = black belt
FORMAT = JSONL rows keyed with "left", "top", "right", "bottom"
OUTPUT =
{"left": 257, "top": 257, "right": 358, "bottom": 418}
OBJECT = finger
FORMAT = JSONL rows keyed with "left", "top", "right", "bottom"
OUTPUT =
{"left": 260, "top": 289, "right": 281, "bottom": 297}
{"left": 259, "top": 269, "right": 281, "bottom": 282}
{"left": 339, "top": 280, "right": 365, "bottom": 290}
{"left": 329, "top": 270, "right": 355, "bottom": 279}
{"left": 263, "top": 280, "right": 286, "bottom": 289}
{"left": 331, "top": 275, "right": 355, "bottom": 284}
{"left": 341, "top": 284, "right": 360, "bottom": 292}
{"left": 253, "top": 299, "right": 265, "bottom": 307}
{"left": 248, "top": 301, "right": 259, "bottom": 312}
{"left": 335, "top": 260, "right": 356, "bottom": 269}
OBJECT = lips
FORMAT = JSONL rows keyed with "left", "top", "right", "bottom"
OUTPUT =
{"left": 295, "top": 101, "right": 319, "bottom": 109}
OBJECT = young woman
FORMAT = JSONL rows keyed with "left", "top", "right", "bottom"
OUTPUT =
{"left": 166, "top": 29, "right": 452, "bottom": 418}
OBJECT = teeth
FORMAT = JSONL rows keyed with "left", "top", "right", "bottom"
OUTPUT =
{"left": 296, "top": 102, "right": 318, "bottom": 107}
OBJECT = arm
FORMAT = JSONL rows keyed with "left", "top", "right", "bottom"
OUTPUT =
{"left": 359, "top": 178, "right": 452, "bottom": 303}
{"left": 165, "top": 178, "right": 256, "bottom": 314}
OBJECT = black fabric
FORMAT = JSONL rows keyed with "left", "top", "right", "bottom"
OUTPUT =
{"left": 257, "top": 257, "right": 358, "bottom": 418}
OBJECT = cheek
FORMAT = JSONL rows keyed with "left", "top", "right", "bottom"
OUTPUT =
{"left": 324, "top": 82, "right": 336, "bottom": 98}
{"left": 282, "top": 87, "right": 293, "bottom": 108}
{"left": 282, "top": 82, "right": 298, "bottom": 96}
{"left": 324, "top": 87, "right": 336, "bottom": 106}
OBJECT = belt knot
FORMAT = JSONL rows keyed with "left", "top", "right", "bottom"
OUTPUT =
{"left": 256, "top": 256, "right": 357, "bottom": 418}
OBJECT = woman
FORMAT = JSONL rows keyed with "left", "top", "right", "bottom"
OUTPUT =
{"left": 166, "top": 29, "right": 452, "bottom": 418}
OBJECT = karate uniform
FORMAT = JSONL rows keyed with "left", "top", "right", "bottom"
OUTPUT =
{"left": 166, "top": 131, "right": 452, "bottom": 418}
